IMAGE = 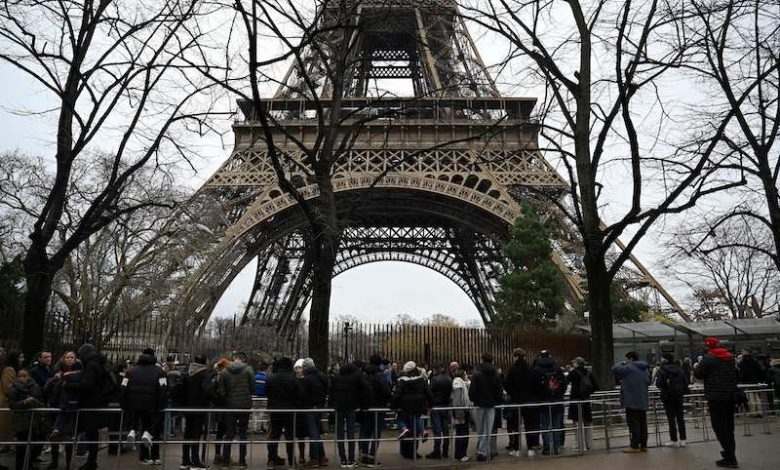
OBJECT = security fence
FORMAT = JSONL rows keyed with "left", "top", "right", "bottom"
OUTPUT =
{"left": 0, "top": 385, "right": 776, "bottom": 470}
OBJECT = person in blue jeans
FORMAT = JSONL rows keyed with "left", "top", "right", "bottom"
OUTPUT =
{"left": 427, "top": 366, "right": 453, "bottom": 459}
{"left": 329, "top": 363, "right": 371, "bottom": 466}
{"left": 532, "top": 350, "right": 567, "bottom": 455}
{"left": 301, "top": 358, "right": 328, "bottom": 467}
{"left": 360, "top": 355, "right": 391, "bottom": 466}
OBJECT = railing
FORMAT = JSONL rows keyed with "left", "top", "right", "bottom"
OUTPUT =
{"left": 0, "top": 385, "right": 775, "bottom": 469}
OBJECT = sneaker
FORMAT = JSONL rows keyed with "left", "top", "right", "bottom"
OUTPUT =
{"left": 664, "top": 441, "right": 679, "bottom": 448}
{"left": 127, "top": 429, "right": 136, "bottom": 444}
{"left": 679, "top": 440, "right": 687, "bottom": 447}
{"left": 140, "top": 460, "right": 155, "bottom": 466}
{"left": 153, "top": 460, "right": 162, "bottom": 466}
{"left": 339, "top": 461, "right": 348, "bottom": 468}
{"left": 190, "top": 464, "right": 208, "bottom": 470}
{"left": 476, "top": 454, "right": 487, "bottom": 462}
{"left": 141, "top": 431, "right": 153, "bottom": 447}
{"left": 526, "top": 450, "right": 536, "bottom": 458}
{"left": 508, "top": 450, "right": 519, "bottom": 457}
{"left": 180, "top": 465, "right": 191, "bottom": 470}
{"left": 397, "top": 427, "right": 410, "bottom": 440}
{"left": 459, "top": 456, "right": 470, "bottom": 462}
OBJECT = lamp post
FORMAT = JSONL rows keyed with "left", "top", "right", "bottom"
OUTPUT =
{"left": 343, "top": 322, "right": 353, "bottom": 362}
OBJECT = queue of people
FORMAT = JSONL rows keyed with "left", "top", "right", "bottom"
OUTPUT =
{"left": 0, "top": 336, "right": 777, "bottom": 470}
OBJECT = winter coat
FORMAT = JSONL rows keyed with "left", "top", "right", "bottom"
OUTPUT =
{"left": 221, "top": 362, "right": 254, "bottom": 409}
{"left": 120, "top": 354, "right": 168, "bottom": 411}
{"left": 504, "top": 357, "right": 539, "bottom": 404}
{"left": 63, "top": 344, "right": 109, "bottom": 412}
{"left": 185, "top": 363, "right": 215, "bottom": 408}
{"left": 468, "top": 362, "right": 503, "bottom": 408}
{"left": 568, "top": 365, "right": 597, "bottom": 399}
{"left": 266, "top": 367, "right": 305, "bottom": 410}
{"left": 30, "top": 364, "right": 54, "bottom": 389}
{"left": 654, "top": 362, "right": 689, "bottom": 401}
{"left": 391, "top": 372, "right": 431, "bottom": 415}
{"left": 329, "top": 363, "right": 372, "bottom": 412}
{"left": 253, "top": 371, "right": 267, "bottom": 397}
{"left": 533, "top": 357, "right": 567, "bottom": 401}
{"left": 45, "top": 363, "right": 83, "bottom": 410}
{"left": 364, "top": 364, "right": 391, "bottom": 408}
{"left": 429, "top": 371, "right": 453, "bottom": 407}
{"left": 695, "top": 348, "right": 739, "bottom": 402}
{"left": 7, "top": 379, "right": 44, "bottom": 434}
{"left": 301, "top": 366, "right": 328, "bottom": 408}
{"left": 450, "top": 377, "right": 472, "bottom": 421}
{"left": 612, "top": 360, "right": 650, "bottom": 411}
{"left": 738, "top": 355, "right": 765, "bottom": 384}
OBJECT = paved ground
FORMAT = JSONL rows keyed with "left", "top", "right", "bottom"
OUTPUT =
{"left": 1, "top": 417, "right": 775, "bottom": 469}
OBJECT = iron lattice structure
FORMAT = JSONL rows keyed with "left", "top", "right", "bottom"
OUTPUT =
{"left": 166, "top": 0, "right": 684, "bottom": 345}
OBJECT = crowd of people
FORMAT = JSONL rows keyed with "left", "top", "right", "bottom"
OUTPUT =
{"left": 0, "top": 338, "right": 778, "bottom": 470}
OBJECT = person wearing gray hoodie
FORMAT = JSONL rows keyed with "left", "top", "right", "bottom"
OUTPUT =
{"left": 612, "top": 351, "right": 651, "bottom": 453}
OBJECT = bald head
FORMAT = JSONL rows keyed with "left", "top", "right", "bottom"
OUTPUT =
{"left": 449, "top": 361, "right": 459, "bottom": 375}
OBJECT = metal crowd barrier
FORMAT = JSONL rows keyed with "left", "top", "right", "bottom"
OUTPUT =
{"left": 0, "top": 385, "right": 775, "bottom": 469}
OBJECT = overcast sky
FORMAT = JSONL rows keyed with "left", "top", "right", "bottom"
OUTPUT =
{"left": 0, "top": 5, "right": 694, "bottom": 326}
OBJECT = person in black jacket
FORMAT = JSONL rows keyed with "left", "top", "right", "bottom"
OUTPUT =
{"left": 654, "top": 354, "right": 688, "bottom": 448}
{"left": 180, "top": 355, "right": 214, "bottom": 470}
{"left": 120, "top": 349, "right": 168, "bottom": 465}
{"left": 329, "top": 362, "right": 371, "bottom": 466}
{"left": 426, "top": 365, "right": 452, "bottom": 459}
{"left": 468, "top": 353, "right": 503, "bottom": 462}
{"left": 62, "top": 343, "right": 109, "bottom": 470}
{"left": 533, "top": 351, "right": 567, "bottom": 455}
{"left": 391, "top": 362, "right": 431, "bottom": 460}
{"left": 359, "top": 355, "right": 391, "bottom": 466}
{"left": 266, "top": 357, "right": 305, "bottom": 469}
{"left": 300, "top": 358, "right": 328, "bottom": 468}
{"left": 503, "top": 348, "right": 540, "bottom": 456}
{"left": 695, "top": 337, "right": 739, "bottom": 468}
{"left": 567, "top": 357, "right": 598, "bottom": 452}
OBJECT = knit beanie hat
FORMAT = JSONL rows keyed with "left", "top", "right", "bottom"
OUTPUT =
{"left": 294, "top": 359, "right": 305, "bottom": 369}
{"left": 402, "top": 361, "right": 416, "bottom": 373}
{"left": 302, "top": 357, "right": 315, "bottom": 369}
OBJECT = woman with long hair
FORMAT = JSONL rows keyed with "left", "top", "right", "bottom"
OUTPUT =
{"left": 0, "top": 351, "right": 24, "bottom": 454}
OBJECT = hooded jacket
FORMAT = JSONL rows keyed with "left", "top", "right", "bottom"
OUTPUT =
{"left": 185, "top": 362, "right": 215, "bottom": 408}
{"left": 612, "top": 360, "right": 650, "bottom": 411}
{"left": 222, "top": 362, "right": 254, "bottom": 409}
{"left": 8, "top": 378, "right": 43, "bottom": 433}
{"left": 695, "top": 347, "right": 738, "bottom": 402}
{"left": 329, "top": 362, "right": 372, "bottom": 412}
{"left": 266, "top": 364, "right": 305, "bottom": 410}
{"left": 391, "top": 370, "right": 431, "bottom": 415}
{"left": 121, "top": 353, "right": 168, "bottom": 411}
{"left": 738, "top": 354, "right": 765, "bottom": 384}
{"left": 364, "top": 363, "right": 391, "bottom": 408}
{"left": 504, "top": 357, "right": 539, "bottom": 403}
{"left": 568, "top": 364, "right": 598, "bottom": 399}
{"left": 63, "top": 344, "right": 108, "bottom": 409}
{"left": 468, "top": 362, "right": 503, "bottom": 408}
{"left": 450, "top": 377, "right": 471, "bottom": 421}
{"left": 301, "top": 366, "right": 328, "bottom": 408}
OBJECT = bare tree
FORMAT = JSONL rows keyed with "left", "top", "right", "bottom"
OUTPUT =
{"left": 466, "top": 0, "right": 743, "bottom": 384}
{"left": 665, "top": 216, "right": 779, "bottom": 320}
{"left": 672, "top": 0, "right": 780, "bottom": 271}
{"left": 0, "top": 0, "right": 216, "bottom": 355}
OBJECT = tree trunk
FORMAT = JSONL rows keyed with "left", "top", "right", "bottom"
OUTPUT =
{"left": 585, "top": 251, "right": 615, "bottom": 390}
{"left": 757, "top": 153, "right": 780, "bottom": 272}
{"left": 307, "top": 174, "right": 340, "bottom": 371}
{"left": 22, "top": 244, "right": 54, "bottom": 358}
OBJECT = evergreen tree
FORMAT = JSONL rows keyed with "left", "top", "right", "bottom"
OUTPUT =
{"left": 493, "top": 205, "right": 566, "bottom": 325}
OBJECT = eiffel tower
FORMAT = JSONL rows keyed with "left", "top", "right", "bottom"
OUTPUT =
{"left": 170, "top": 0, "right": 684, "bottom": 341}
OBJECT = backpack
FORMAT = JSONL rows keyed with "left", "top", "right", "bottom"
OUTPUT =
{"left": 542, "top": 370, "right": 561, "bottom": 396}
{"left": 578, "top": 371, "right": 594, "bottom": 396}
{"left": 664, "top": 368, "right": 688, "bottom": 397}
